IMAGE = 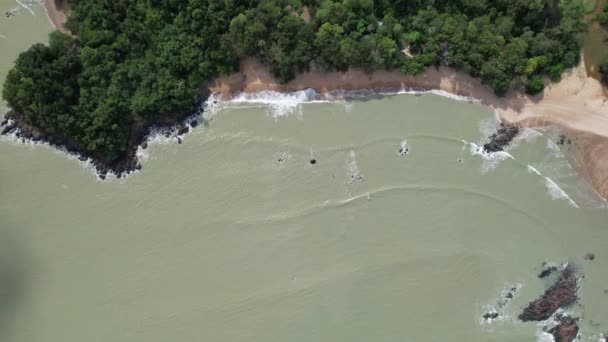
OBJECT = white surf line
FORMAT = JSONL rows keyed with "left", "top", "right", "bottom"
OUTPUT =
{"left": 527, "top": 164, "right": 579, "bottom": 208}
{"left": 42, "top": 2, "right": 56, "bottom": 28}
{"left": 15, "top": 0, "right": 36, "bottom": 16}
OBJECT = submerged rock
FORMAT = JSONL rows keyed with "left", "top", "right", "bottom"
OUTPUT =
{"left": 497, "top": 286, "right": 519, "bottom": 308}
{"left": 538, "top": 264, "right": 559, "bottom": 279}
{"left": 584, "top": 253, "right": 595, "bottom": 261}
{"left": 482, "top": 311, "right": 499, "bottom": 321}
{"left": 519, "top": 265, "right": 579, "bottom": 322}
{"left": 483, "top": 123, "right": 520, "bottom": 153}
{"left": 176, "top": 124, "right": 189, "bottom": 135}
{"left": 547, "top": 315, "right": 579, "bottom": 342}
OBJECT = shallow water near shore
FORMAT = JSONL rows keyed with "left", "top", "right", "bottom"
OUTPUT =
{"left": 3, "top": 5, "right": 608, "bottom": 342}
{"left": 3, "top": 93, "right": 608, "bottom": 342}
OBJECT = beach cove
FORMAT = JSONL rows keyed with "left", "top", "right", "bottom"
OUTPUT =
{"left": 2, "top": 1, "right": 608, "bottom": 341}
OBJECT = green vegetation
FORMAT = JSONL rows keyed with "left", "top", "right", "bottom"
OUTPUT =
{"left": 2, "top": 0, "right": 588, "bottom": 162}
{"left": 598, "top": 1, "right": 608, "bottom": 25}
{"left": 583, "top": 0, "right": 598, "bottom": 14}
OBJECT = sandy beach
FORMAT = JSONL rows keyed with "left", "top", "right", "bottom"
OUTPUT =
{"left": 42, "top": 0, "right": 68, "bottom": 34}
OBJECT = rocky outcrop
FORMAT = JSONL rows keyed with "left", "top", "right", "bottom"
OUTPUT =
{"left": 519, "top": 265, "right": 579, "bottom": 322}
{"left": 547, "top": 315, "right": 579, "bottom": 342}
{"left": 1, "top": 99, "right": 204, "bottom": 179}
{"left": 483, "top": 123, "right": 520, "bottom": 153}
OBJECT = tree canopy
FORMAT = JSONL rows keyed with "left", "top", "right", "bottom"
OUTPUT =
{"left": 2, "top": 0, "right": 588, "bottom": 161}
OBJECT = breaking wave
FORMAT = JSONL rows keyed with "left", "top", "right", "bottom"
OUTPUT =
{"left": 527, "top": 164, "right": 579, "bottom": 208}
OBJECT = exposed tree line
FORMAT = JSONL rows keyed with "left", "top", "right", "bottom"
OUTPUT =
{"left": 2, "top": 0, "right": 588, "bottom": 161}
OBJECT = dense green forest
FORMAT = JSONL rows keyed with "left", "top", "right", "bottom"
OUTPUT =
{"left": 598, "top": 1, "right": 608, "bottom": 25}
{"left": 2, "top": 0, "right": 588, "bottom": 162}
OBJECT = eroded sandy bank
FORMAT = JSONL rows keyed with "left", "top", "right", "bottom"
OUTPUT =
{"left": 42, "top": 0, "right": 69, "bottom": 34}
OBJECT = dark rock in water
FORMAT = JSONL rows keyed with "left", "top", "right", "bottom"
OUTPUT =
{"left": 78, "top": 155, "right": 87, "bottom": 162}
{"left": 190, "top": 120, "right": 198, "bottom": 128}
{"left": 483, "top": 123, "right": 520, "bottom": 153}
{"left": 538, "top": 265, "right": 558, "bottom": 279}
{"left": 1, "top": 125, "right": 14, "bottom": 135}
{"left": 141, "top": 141, "right": 148, "bottom": 150}
{"left": 310, "top": 159, "right": 317, "bottom": 165}
{"left": 1, "top": 119, "right": 8, "bottom": 126}
{"left": 482, "top": 312, "right": 499, "bottom": 321}
{"left": 164, "top": 130, "right": 172, "bottom": 138}
{"left": 398, "top": 147, "right": 409, "bottom": 156}
{"left": 135, "top": 164, "right": 142, "bottom": 171}
{"left": 176, "top": 124, "right": 189, "bottom": 135}
{"left": 496, "top": 285, "right": 519, "bottom": 309}
{"left": 547, "top": 315, "right": 579, "bottom": 342}
{"left": 177, "top": 137, "right": 182, "bottom": 144}
{"left": 519, "top": 265, "right": 579, "bottom": 322}
{"left": 584, "top": 253, "right": 595, "bottom": 261}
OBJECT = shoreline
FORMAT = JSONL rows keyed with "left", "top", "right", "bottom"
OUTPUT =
{"left": 22, "top": 1, "right": 608, "bottom": 197}
{"left": 42, "top": 0, "right": 69, "bottom": 34}
{"left": 210, "top": 59, "right": 608, "bottom": 199}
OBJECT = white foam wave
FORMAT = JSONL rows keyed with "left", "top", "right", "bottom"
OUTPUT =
{"left": 427, "top": 89, "right": 479, "bottom": 103}
{"left": 527, "top": 165, "right": 542, "bottom": 176}
{"left": 200, "top": 93, "right": 222, "bottom": 121}
{"left": 468, "top": 141, "right": 514, "bottom": 173}
{"left": 398, "top": 139, "right": 409, "bottom": 156}
{"left": 546, "top": 138, "right": 566, "bottom": 159}
{"left": 519, "top": 128, "right": 544, "bottom": 143}
{"left": 223, "top": 87, "right": 480, "bottom": 119}
{"left": 229, "top": 89, "right": 324, "bottom": 118}
{"left": 536, "top": 331, "right": 555, "bottom": 342}
{"left": 15, "top": 0, "right": 35, "bottom": 16}
{"left": 346, "top": 150, "right": 363, "bottom": 185}
{"left": 544, "top": 177, "right": 579, "bottom": 208}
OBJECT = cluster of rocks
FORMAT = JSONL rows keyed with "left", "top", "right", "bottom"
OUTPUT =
{"left": 519, "top": 265, "right": 581, "bottom": 342}
{"left": 483, "top": 123, "right": 520, "bottom": 153}
{"left": 482, "top": 285, "right": 519, "bottom": 322}
{"left": 557, "top": 134, "right": 573, "bottom": 146}
{"left": 161, "top": 123, "right": 190, "bottom": 144}
{"left": 546, "top": 315, "right": 580, "bottom": 342}
{"left": 519, "top": 265, "right": 579, "bottom": 322}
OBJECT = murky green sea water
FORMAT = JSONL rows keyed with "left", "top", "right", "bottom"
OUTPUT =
{"left": 2, "top": 2, "right": 608, "bottom": 342}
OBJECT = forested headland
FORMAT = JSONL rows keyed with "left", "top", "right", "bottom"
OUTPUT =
{"left": 1, "top": 0, "right": 589, "bottom": 175}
